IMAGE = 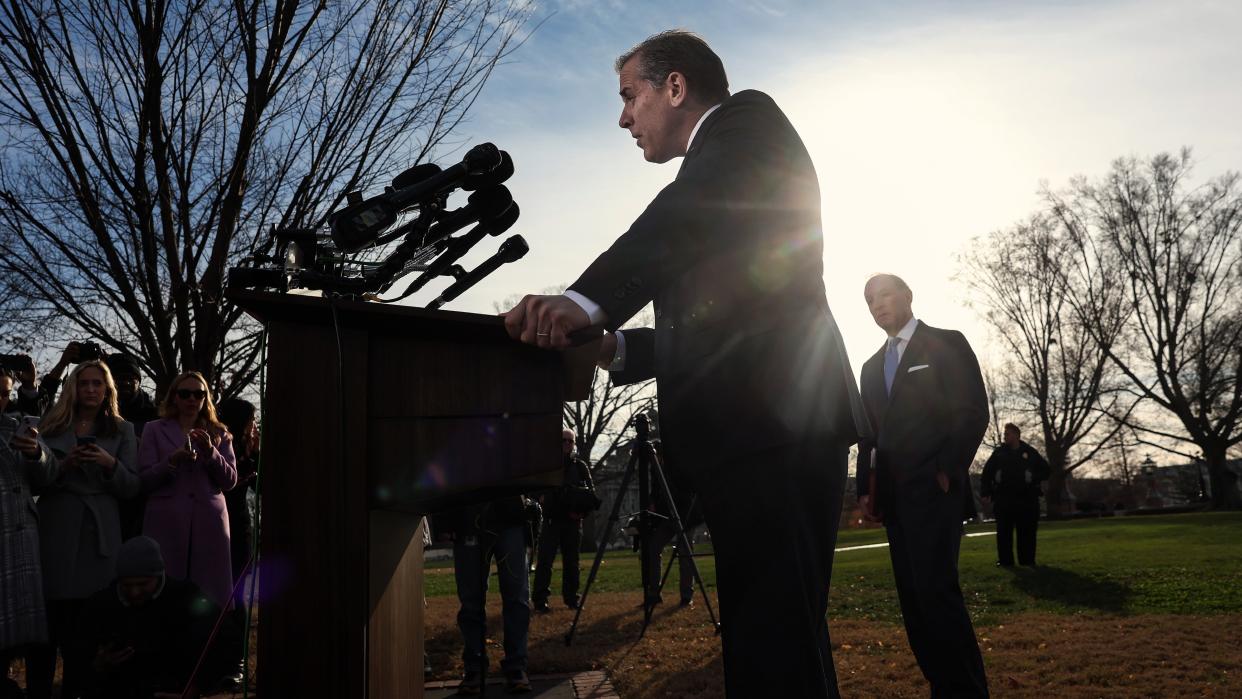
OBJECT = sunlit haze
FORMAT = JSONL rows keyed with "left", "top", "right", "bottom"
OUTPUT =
{"left": 399, "top": 0, "right": 1242, "bottom": 378}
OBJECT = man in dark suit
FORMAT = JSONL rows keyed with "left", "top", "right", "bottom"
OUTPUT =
{"left": 855, "top": 273, "right": 990, "bottom": 698}
{"left": 503, "top": 30, "right": 865, "bottom": 698}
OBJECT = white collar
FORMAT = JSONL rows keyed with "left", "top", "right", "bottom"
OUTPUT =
{"left": 890, "top": 316, "right": 919, "bottom": 344}
{"left": 686, "top": 103, "right": 722, "bottom": 153}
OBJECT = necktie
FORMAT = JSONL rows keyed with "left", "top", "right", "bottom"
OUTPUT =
{"left": 884, "top": 337, "right": 900, "bottom": 395}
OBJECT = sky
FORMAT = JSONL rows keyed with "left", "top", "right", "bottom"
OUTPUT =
{"left": 407, "top": 0, "right": 1242, "bottom": 378}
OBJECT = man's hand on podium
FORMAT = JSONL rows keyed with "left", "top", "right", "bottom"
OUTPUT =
{"left": 501, "top": 294, "right": 590, "bottom": 349}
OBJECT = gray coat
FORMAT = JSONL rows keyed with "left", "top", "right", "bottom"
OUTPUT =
{"left": 0, "top": 414, "right": 56, "bottom": 649}
{"left": 37, "top": 420, "right": 140, "bottom": 600}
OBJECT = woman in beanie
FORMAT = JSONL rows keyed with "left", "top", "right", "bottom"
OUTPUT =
{"left": 137, "top": 372, "right": 237, "bottom": 608}
{"left": 25, "top": 361, "right": 140, "bottom": 699}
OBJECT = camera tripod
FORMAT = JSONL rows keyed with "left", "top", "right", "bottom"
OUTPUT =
{"left": 565, "top": 414, "right": 719, "bottom": 646}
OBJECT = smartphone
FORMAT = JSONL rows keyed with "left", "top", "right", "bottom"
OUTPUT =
{"left": 20, "top": 415, "right": 41, "bottom": 438}
{"left": 76, "top": 435, "right": 98, "bottom": 447}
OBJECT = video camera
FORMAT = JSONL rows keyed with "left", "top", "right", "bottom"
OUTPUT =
{"left": 226, "top": 142, "right": 529, "bottom": 307}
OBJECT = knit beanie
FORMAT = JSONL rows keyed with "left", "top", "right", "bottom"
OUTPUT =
{"left": 116, "top": 536, "right": 165, "bottom": 578}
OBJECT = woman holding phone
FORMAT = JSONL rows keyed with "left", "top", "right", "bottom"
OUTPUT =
{"left": 138, "top": 371, "right": 237, "bottom": 609}
{"left": 24, "top": 360, "right": 139, "bottom": 699}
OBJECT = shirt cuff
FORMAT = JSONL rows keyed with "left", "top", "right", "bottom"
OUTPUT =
{"left": 564, "top": 290, "right": 607, "bottom": 326}
{"left": 608, "top": 331, "right": 627, "bottom": 371}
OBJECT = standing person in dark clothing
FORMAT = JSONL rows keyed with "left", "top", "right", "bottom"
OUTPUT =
{"left": 2, "top": 398, "right": 56, "bottom": 698}
{"left": 980, "top": 423, "right": 1050, "bottom": 567}
{"left": 855, "top": 273, "right": 990, "bottom": 699}
{"left": 503, "top": 31, "right": 865, "bottom": 697}
{"left": 532, "top": 429, "right": 595, "bottom": 613}
{"left": 445, "top": 497, "right": 533, "bottom": 694}
{"left": 78, "top": 536, "right": 236, "bottom": 699}
{"left": 105, "top": 354, "right": 159, "bottom": 542}
{"left": 215, "top": 398, "right": 260, "bottom": 690}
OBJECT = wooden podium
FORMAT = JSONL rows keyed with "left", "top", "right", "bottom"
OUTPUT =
{"left": 229, "top": 289, "right": 593, "bottom": 699}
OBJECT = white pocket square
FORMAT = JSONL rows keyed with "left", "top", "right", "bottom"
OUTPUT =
{"left": 907, "top": 364, "right": 930, "bottom": 373}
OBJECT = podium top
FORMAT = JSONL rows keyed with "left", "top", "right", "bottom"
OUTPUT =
{"left": 228, "top": 288, "right": 600, "bottom": 401}
{"left": 228, "top": 288, "right": 512, "bottom": 343}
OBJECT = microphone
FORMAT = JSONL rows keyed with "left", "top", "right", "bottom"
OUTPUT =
{"left": 330, "top": 143, "right": 504, "bottom": 251}
{"left": 377, "top": 203, "right": 520, "bottom": 301}
{"left": 391, "top": 163, "right": 442, "bottom": 189}
{"left": 428, "top": 235, "right": 529, "bottom": 309}
{"left": 429, "top": 186, "right": 513, "bottom": 243}
{"left": 463, "top": 151, "right": 513, "bottom": 191}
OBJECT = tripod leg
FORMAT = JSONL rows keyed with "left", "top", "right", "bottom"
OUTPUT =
{"left": 649, "top": 458, "right": 721, "bottom": 633}
{"left": 564, "top": 451, "right": 639, "bottom": 647}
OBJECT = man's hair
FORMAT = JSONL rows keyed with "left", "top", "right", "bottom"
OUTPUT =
{"left": 615, "top": 30, "right": 729, "bottom": 104}
{"left": 1004, "top": 423, "right": 1021, "bottom": 435}
{"left": 866, "top": 273, "right": 912, "bottom": 295}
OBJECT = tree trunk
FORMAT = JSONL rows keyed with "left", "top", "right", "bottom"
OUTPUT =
{"left": 1043, "top": 445, "right": 1070, "bottom": 518}
{"left": 1205, "top": 447, "right": 1240, "bottom": 510}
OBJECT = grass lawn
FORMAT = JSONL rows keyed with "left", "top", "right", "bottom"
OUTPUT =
{"left": 424, "top": 511, "right": 1242, "bottom": 697}
{"left": 428, "top": 512, "right": 1242, "bottom": 621}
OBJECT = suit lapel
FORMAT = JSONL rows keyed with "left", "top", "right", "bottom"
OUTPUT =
{"left": 886, "top": 321, "right": 926, "bottom": 406}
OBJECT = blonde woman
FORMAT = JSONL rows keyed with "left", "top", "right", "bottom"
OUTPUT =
{"left": 138, "top": 371, "right": 237, "bottom": 608}
{"left": 25, "top": 360, "right": 139, "bottom": 699}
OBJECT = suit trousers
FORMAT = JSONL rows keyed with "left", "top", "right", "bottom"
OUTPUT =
{"left": 885, "top": 477, "right": 989, "bottom": 699}
{"left": 691, "top": 439, "right": 846, "bottom": 699}
{"left": 994, "top": 499, "right": 1039, "bottom": 566}
{"left": 532, "top": 519, "right": 582, "bottom": 607}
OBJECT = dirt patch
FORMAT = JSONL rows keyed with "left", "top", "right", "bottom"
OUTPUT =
{"left": 425, "top": 592, "right": 1241, "bottom": 698}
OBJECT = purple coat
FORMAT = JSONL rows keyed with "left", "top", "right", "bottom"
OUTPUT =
{"left": 137, "top": 418, "right": 237, "bottom": 607}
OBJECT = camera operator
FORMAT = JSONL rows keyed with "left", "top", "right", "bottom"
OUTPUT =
{"left": 15, "top": 342, "right": 103, "bottom": 412}
{"left": 531, "top": 430, "right": 597, "bottom": 614}
{"left": 439, "top": 496, "right": 536, "bottom": 694}
{"left": 1, "top": 354, "right": 47, "bottom": 417}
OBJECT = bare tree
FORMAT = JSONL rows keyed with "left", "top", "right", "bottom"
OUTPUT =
{"left": 960, "top": 213, "right": 1136, "bottom": 514}
{"left": 1050, "top": 150, "right": 1242, "bottom": 509}
{"left": 0, "top": 0, "right": 531, "bottom": 397}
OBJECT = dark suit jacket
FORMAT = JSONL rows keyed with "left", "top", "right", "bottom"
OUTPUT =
{"left": 569, "top": 90, "right": 866, "bottom": 473}
{"left": 855, "top": 322, "right": 988, "bottom": 507}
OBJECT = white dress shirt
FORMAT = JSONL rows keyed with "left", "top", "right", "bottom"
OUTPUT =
{"left": 889, "top": 316, "right": 919, "bottom": 363}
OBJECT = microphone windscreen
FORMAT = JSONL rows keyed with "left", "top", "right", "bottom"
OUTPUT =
{"left": 486, "top": 202, "right": 520, "bottom": 236}
{"left": 391, "top": 163, "right": 442, "bottom": 189}
{"left": 463, "top": 151, "right": 514, "bottom": 191}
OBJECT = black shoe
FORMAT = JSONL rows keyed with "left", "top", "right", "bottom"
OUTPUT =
{"left": 564, "top": 597, "right": 580, "bottom": 610}
{"left": 533, "top": 599, "right": 551, "bottom": 613}
{"left": 679, "top": 596, "right": 694, "bottom": 608}
{"left": 505, "top": 669, "right": 532, "bottom": 694}
{"left": 457, "top": 670, "right": 483, "bottom": 695}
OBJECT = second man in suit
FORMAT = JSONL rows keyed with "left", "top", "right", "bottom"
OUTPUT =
{"left": 856, "top": 273, "right": 990, "bottom": 699}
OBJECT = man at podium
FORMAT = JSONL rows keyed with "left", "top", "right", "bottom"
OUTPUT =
{"left": 502, "top": 30, "right": 864, "bottom": 699}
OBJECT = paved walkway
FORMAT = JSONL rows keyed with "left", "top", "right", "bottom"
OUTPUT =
{"left": 835, "top": 530, "right": 990, "bottom": 553}
{"left": 426, "top": 671, "right": 619, "bottom": 698}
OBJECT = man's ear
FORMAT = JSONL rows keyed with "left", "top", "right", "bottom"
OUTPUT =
{"left": 666, "top": 71, "right": 688, "bottom": 108}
